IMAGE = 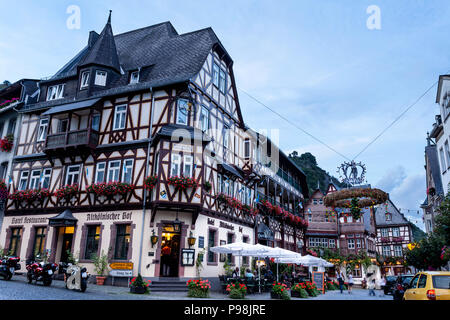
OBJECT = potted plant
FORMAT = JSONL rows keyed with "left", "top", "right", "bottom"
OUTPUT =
{"left": 304, "top": 281, "right": 319, "bottom": 297}
{"left": 0, "top": 180, "right": 8, "bottom": 201}
{"left": 54, "top": 184, "right": 79, "bottom": 200}
{"left": 92, "top": 250, "right": 109, "bottom": 285}
{"left": 0, "top": 134, "right": 14, "bottom": 153}
{"left": 291, "top": 282, "right": 309, "bottom": 298}
{"left": 226, "top": 282, "right": 247, "bottom": 299}
{"left": 129, "top": 274, "right": 151, "bottom": 294}
{"left": 186, "top": 279, "right": 211, "bottom": 298}
{"left": 270, "top": 282, "right": 290, "bottom": 300}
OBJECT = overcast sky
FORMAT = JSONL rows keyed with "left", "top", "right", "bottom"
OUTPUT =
{"left": 2, "top": 0, "right": 447, "bottom": 230}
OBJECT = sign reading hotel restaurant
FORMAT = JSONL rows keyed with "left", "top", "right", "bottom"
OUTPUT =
{"left": 86, "top": 212, "right": 132, "bottom": 221}
{"left": 312, "top": 271, "right": 325, "bottom": 293}
{"left": 110, "top": 262, "right": 133, "bottom": 270}
{"left": 11, "top": 217, "right": 47, "bottom": 224}
{"left": 109, "top": 270, "right": 133, "bottom": 277}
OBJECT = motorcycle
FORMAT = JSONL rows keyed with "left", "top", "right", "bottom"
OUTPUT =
{"left": 0, "top": 256, "right": 21, "bottom": 280}
{"left": 26, "top": 261, "right": 58, "bottom": 286}
{"left": 59, "top": 262, "right": 89, "bottom": 292}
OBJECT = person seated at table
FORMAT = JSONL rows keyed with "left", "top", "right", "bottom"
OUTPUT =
{"left": 265, "top": 268, "right": 274, "bottom": 279}
{"left": 231, "top": 267, "right": 240, "bottom": 278}
{"left": 245, "top": 268, "right": 254, "bottom": 278}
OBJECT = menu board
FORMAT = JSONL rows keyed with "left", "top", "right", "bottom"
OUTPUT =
{"left": 312, "top": 271, "right": 325, "bottom": 293}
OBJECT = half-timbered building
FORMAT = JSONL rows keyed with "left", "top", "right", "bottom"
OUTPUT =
{"left": 0, "top": 14, "right": 309, "bottom": 288}
{"left": 374, "top": 198, "right": 413, "bottom": 275}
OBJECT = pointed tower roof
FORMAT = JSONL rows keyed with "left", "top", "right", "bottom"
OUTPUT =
{"left": 79, "top": 10, "right": 121, "bottom": 73}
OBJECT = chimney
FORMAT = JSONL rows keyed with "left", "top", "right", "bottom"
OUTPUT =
{"left": 88, "top": 31, "right": 99, "bottom": 48}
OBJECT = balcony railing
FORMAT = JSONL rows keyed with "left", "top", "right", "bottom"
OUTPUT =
{"left": 257, "top": 191, "right": 302, "bottom": 215}
{"left": 255, "top": 161, "right": 303, "bottom": 195}
{"left": 45, "top": 129, "right": 99, "bottom": 151}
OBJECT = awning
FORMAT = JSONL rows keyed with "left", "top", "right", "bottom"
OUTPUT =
{"left": 42, "top": 98, "right": 101, "bottom": 116}
{"left": 218, "top": 163, "right": 244, "bottom": 180}
{"left": 48, "top": 209, "right": 78, "bottom": 227}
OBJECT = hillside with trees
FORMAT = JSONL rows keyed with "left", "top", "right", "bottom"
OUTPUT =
{"left": 288, "top": 151, "right": 346, "bottom": 196}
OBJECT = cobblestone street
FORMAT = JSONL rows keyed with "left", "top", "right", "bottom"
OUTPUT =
{"left": 0, "top": 276, "right": 392, "bottom": 300}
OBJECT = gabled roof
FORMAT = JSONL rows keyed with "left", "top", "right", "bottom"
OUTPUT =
{"left": 78, "top": 11, "right": 121, "bottom": 73}
{"left": 22, "top": 18, "right": 229, "bottom": 115}
{"left": 374, "top": 198, "right": 410, "bottom": 226}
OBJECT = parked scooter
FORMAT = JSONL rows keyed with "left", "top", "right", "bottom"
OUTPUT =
{"left": 0, "top": 256, "right": 20, "bottom": 280}
{"left": 26, "top": 261, "right": 58, "bottom": 286}
{"left": 59, "top": 262, "right": 89, "bottom": 292}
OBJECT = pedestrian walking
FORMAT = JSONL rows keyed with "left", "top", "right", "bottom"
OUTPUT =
{"left": 368, "top": 279, "right": 376, "bottom": 296}
{"left": 347, "top": 274, "right": 354, "bottom": 294}
{"left": 337, "top": 271, "right": 345, "bottom": 294}
{"left": 379, "top": 276, "right": 386, "bottom": 297}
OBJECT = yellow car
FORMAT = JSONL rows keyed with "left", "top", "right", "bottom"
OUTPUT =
{"left": 403, "top": 271, "right": 450, "bottom": 300}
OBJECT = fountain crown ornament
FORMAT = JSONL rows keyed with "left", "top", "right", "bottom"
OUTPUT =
{"left": 337, "top": 160, "right": 366, "bottom": 186}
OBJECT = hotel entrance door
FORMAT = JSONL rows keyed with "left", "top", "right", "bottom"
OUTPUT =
{"left": 59, "top": 226, "right": 74, "bottom": 263}
{"left": 160, "top": 228, "right": 181, "bottom": 277}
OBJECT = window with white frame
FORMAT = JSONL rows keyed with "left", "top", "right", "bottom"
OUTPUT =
{"left": 107, "top": 161, "right": 121, "bottom": 182}
{"left": 392, "top": 227, "right": 400, "bottom": 237}
{"left": 244, "top": 139, "right": 250, "bottom": 159}
{"left": 446, "top": 141, "right": 450, "bottom": 169}
{"left": 183, "top": 155, "right": 193, "bottom": 177}
{"left": 381, "top": 228, "right": 389, "bottom": 237}
{"left": 440, "top": 147, "right": 446, "bottom": 173}
{"left": 200, "top": 106, "right": 209, "bottom": 131}
{"left": 80, "top": 71, "right": 90, "bottom": 89}
{"left": 212, "top": 63, "right": 220, "bottom": 87}
{"left": 65, "top": 165, "right": 81, "bottom": 185}
{"left": 41, "top": 168, "right": 52, "bottom": 189}
{"left": 18, "top": 171, "right": 29, "bottom": 191}
{"left": 356, "top": 238, "right": 362, "bottom": 248}
{"left": 329, "top": 239, "right": 336, "bottom": 248}
{"left": 309, "top": 238, "right": 319, "bottom": 247}
{"left": 246, "top": 187, "right": 252, "bottom": 205}
{"left": 46, "top": 84, "right": 65, "bottom": 101}
{"left": 37, "top": 118, "right": 49, "bottom": 142}
{"left": 129, "top": 71, "right": 139, "bottom": 84}
{"left": 113, "top": 105, "right": 127, "bottom": 130}
{"left": 347, "top": 239, "right": 355, "bottom": 249}
{"left": 153, "top": 153, "right": 159, "bottom": 175}
{"left": 219, "top": 69, "right": 226, "bottom": 93}
{"left": 320, "top": 238, "right": 328, "bottom": 247}
{"left": 29, "top": 170, "right": 41, "bottom": 190}
{"left": 382, "top": 245, "right": 391, "bottom": 256}
{"left": 176, "top": 99, "right": 189, "bottom": 125}
{"left": 170, "top": 154, "right": 181, "bottom": 176}
{"left": 122, "top": 159, "right": 134, "bottom": 183}
{"left": 394, "top": 245, "right": 402, "bottom": 257}
{"left": 95, "top": 162, "right": 106, "bottom": 183}
{"left": 347, "top": 216, "right": 353, "bottom": 223}
{"left": 223, "top": 126, "right": 229, "bottom": 149}
{"left": 94, "top": 70, "right": 107, "bottom": 86}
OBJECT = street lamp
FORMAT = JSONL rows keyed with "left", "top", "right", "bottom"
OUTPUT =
{"left": 187, "top": 231, "right": 196, "bottom": 248}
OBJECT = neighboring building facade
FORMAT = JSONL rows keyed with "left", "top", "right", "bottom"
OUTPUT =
{"left": 374, "top": 198, "right": 413, "bottom": 275}
{"left": 0, "top": 79, "right": 39, "bottom": 231}
{"left": 0, "top": 15, "right": 309, "bottom": 286}
{"left": 304, "top": 183, "right": 378, "bottom": 284}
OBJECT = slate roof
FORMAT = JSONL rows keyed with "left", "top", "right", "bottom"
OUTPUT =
{"left": 21, "top": 17, "right": 227, "bottom": 113}
{"left": 78, "top": 12, "right": 121, "bottom": 73}
{"left": 425, "top": 144, "right": 444, "bottom": 196}
{"left": 374, "top": 198, "right": 410, "bottom": 226}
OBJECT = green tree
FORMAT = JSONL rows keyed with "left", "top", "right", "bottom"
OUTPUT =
{"left": 435, "top": 193, "right": 450, "bottom": 245}
{"left": 405, "top": 234, "right": 446, "bottom": 270}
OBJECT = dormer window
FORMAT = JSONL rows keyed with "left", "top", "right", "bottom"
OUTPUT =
{"left": 46, "top": 84, "right": 65, "bottom": 101}
{"left": 129, "top": 71, "right": 139, "bottom": 84}
{"left": 80, "top": 71, "right": 90, "bottom": 89}
{"left": 95, "top": 70, "right": 107, "bottom": 86}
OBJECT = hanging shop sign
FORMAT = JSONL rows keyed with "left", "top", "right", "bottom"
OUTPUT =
{"left": 110, "top": 262, "right": 133, "bottom": 270}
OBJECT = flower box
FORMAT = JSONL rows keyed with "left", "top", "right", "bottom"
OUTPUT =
{"left": 54, "top": 184, "right": 79, "bottom": 200}
{"left": 0, "top": 135, "right": 14, "bottom": 153}
{"left": 167, "top": 176, "right": 198, "bottom": 190}
{"left": 87, "top": 181, "right": 135, "bottom": 196}
{"left": 130, "top": 286, "right": 147, "bottom": 294}
{"left": 186, "top": 279, "right": 211, "bottom": 298}
{"left": 129, "top": 274, "right": 151, "bottom": 294}
{"left": 8, "top": 189, "right": 51, "bottom": 202}
{"left": 0, "top": 180, "right": 8, "bottom": 201}
{"left": 0, "top": 98, "right": 19, "bottom": 109}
